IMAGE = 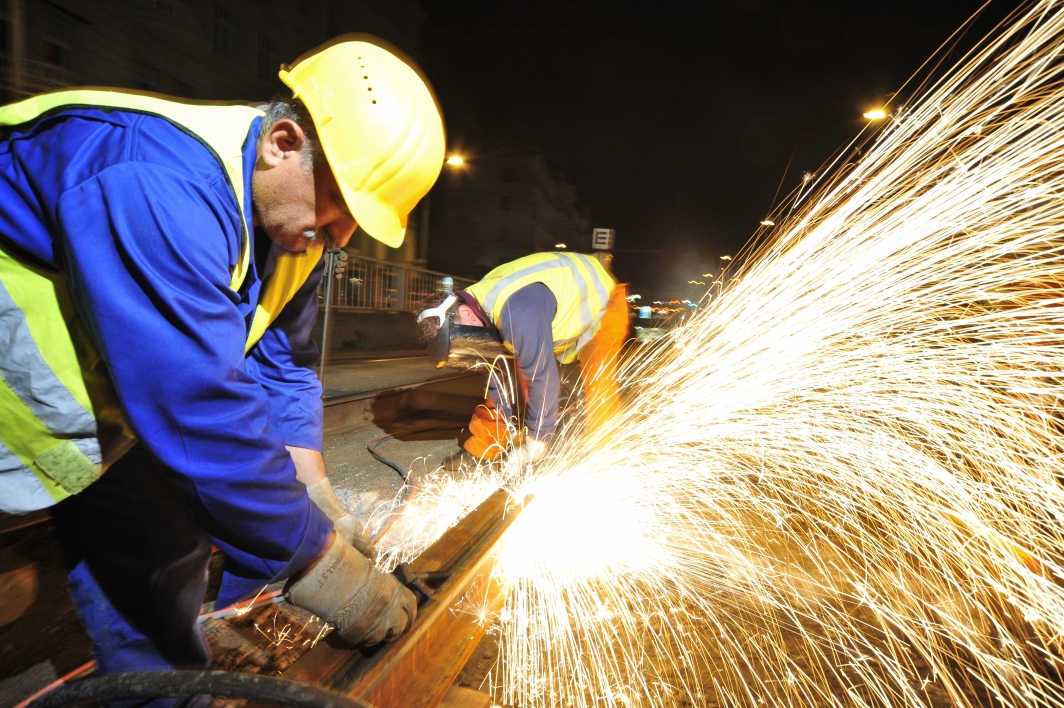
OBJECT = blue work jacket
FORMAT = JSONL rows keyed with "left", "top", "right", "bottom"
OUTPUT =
{"left": 0, "top": 106, "right": 332, "bottom": 605}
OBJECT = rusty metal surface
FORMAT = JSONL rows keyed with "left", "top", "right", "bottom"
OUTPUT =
{"left": 437, "top": 686, "right": 491, "bottom": 708}
{"left": 280, "top": 489, "right": 527, "bottom": 708}
{"left": 205, "top": 602, "right": 331, "bottom": 675}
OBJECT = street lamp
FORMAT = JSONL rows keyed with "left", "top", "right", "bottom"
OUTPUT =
{"left": 446, "top": 155, "right": 464, "bottom": 166}
{"left": 555, "top": 243, "right": 567, "bottom": 249}
{"left": 863, "top": 109, "right": 887, "bottom": 120}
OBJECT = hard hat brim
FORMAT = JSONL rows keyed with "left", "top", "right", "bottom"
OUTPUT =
{"left": 279, "top": 34, "right": 445, "bottom": 251}
{"left": 346, "top": 189, "right": 407, "bottom": 249}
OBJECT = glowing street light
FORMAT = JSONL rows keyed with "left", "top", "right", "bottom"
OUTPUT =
{"left": 760, "top": 220, "right": 775, "bottom": 226}
{"left": 446, "top": 155, "right": 464, "bottom": 166}
{"left": 555, "top": 243, "right": 567, "bottom": 249}
{"left": 863, "top": 109, "right": 887, "bottom": 120}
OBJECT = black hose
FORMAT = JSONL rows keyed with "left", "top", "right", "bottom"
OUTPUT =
{"left": 367, "top": 424, "right": 465, "bottom": 483}
{"left": 367, "top": 432, "right": 410, "bottom": 481}
{"left": 27, "top": 671, "right": 374, "bottom": 708}
{"left": 366, "top": 424, "right": 464, "bottom": 544}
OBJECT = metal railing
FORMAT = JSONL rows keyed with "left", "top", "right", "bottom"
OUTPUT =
{"left": 319, "top": 253, "right": 474, "bottom": 313}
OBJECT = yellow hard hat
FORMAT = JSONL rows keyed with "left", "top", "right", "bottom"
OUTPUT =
{"left": 279, "top": 35, "right": 445, "bottom": 248}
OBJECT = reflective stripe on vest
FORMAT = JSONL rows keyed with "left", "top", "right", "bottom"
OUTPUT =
{"left": 0, "top": 90, "right": 320, "bottom": 512}
{"left": 464, "top": 252, "right": 615, "bottom": 365}
{"left": 0, "top": 240, "right": 123, "bottom": 510}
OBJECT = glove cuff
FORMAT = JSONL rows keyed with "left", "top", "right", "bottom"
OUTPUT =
{"left": 334, "top": 513, "right": 378, "bottom": 560}
{"left": 307, "top": 477, "right": 347, "bottom": 521}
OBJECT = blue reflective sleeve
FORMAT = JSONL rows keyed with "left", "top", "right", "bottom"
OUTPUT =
{"left": 54, "top": 161, "right": 331, "bottom": 597}
{"left": 245, "top": 256, "right": 326, "bottom": 452}
{"left": 497, "top": 283, "right": 560, "bottom": 442}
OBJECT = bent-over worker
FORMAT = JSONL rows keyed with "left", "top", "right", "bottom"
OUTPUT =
{"left": 415, "top": 252, "right": 629, "bottom": 469}
{"left": 0, "top": 35, "right": 444, "bottom": 684}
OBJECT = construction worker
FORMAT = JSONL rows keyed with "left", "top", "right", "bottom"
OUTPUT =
{"left": 415, "top": 252, "right": 629, "bottom": 469}
{"left": 0, "top": 35, "right": 444, "bottom": 685}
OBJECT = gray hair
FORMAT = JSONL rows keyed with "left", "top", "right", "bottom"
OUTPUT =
{"left": 257, "top": 98, "right": 320, "bottom": 174}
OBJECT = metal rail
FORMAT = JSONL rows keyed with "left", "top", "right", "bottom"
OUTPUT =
{"left": 279, "top": 489, "right": 528, "bottom": 708}
{"left": 322, "top": 371, "right": 482, "bottom": 434}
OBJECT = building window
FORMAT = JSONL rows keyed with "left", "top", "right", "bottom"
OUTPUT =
{"left": 214, "top": 5, "right": 234, "bottom": 58}
{"left": 257, "top": 35, "right": 278, "bottom": 80}
{"left": 499, "top": 196, "right": 511, "bottom": 211}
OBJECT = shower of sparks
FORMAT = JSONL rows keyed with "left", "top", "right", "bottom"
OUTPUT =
{"left": 232, "top": 586, "right": 271, "bottom": 616}
{"left": 377, "top": 2, "right": 1064, "bottom": 706}
{"left": 253, "top": 613, "right": 330, "bottom": 649}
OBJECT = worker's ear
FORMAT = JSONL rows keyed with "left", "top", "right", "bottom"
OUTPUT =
{"left": 455, "top": 305, "right": 484, "bottom": 327}
{"left": 259, "top": 118, "right": 306, "bottom": 168}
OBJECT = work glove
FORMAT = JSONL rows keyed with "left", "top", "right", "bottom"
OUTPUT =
{"left": 505, "top": 437, "right": 549, "bottom": 472}
{"left": 285, "top": 534, "right": 417, "bottom": 646}
{"left": 306, "top": 477, "right": 377, "bottom": 559}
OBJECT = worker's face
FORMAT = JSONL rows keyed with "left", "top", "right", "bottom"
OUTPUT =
{"left": 251, "top": 119, "right": 358, "bottom": 253}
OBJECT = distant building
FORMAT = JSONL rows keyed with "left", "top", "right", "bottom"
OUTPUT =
{"left": 0, "top": 0, "right": 427, "bottom": 263}
{"left": 428, "top": 143, "right": 590, "bottom": 278}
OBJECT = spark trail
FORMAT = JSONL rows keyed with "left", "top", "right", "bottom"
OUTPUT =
{"left": 378, "top": 2, "right": 1064, "bottom": 706}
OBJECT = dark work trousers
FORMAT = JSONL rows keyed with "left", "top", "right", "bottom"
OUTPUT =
{"left": 51, "top": 444, "right": 212, "bottom": 685}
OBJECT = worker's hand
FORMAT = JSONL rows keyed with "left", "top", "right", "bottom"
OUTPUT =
{"left": 506, "top": 437, "right": 549, "bottom": 470}
{"left": 285, "top": 534, "right": 417, "bottom": 646}
{"left": 306, "top": 477, "right": 377, "bottom": 559}
{"left": 333, "top": 514, "right": 378, "bottom": 560}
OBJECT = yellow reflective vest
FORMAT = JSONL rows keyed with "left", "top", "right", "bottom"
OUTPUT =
{"left": 0, "top": 90, "right": 323, "bottom": 512}
{"left": 465, "top": 252, "right": 616, "bottom": 364}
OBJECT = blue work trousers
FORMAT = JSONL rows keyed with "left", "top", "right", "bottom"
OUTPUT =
{"left": 52, "top": 445, "right": 212, "bottom": 706}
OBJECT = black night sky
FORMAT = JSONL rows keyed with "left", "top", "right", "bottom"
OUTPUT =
{"left": 416, "top": 0, "right": 1024, "bottom": 296}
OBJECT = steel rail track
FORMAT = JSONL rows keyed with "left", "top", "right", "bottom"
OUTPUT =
{"left": 322, "top": 371, "right": 482, "bottom": 433}
{"left": 276, "top": 489, "right": 529, "bottom": 708}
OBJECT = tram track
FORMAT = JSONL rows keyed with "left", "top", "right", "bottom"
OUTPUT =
{"left": 322, "top": 370, "right": 482, "bottom": 433}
